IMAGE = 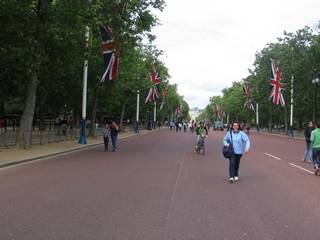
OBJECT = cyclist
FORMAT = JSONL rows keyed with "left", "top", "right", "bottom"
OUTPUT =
{"left": 195, "top": 121, "right": 208, "bottom": 152}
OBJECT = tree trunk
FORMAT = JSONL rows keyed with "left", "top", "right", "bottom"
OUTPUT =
{"left": 17, "top": 73, "right": 38, "bottom": 149}
{"left": 119, "top": 104, "right": 125, "bottom": 131}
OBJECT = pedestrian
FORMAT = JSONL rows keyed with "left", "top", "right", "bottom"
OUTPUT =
{"left": 110, "top": 121, "right": 119, "bottom": 152}
{"left": 175, "top": 122, "right": 179, "bottom": 133}
{"left": 0, "top": 117, "right": 5, "bottom": 133}
{"left": 103, "top": 123, "right": 110, "bottom": 152}
{"left": 311, "top": 122, "right": 320, "bottom": 176}
{"left": 246, "top": 125, "right": 250, "bottom": 135}
{"left": 61, "top": 117, "right": 68, "bottom": 136}
{"left": 303, "top": 121, "right": 314, "bottom": 162}
{"left": 223, "top": 122, "right": 251, "bottom": 183}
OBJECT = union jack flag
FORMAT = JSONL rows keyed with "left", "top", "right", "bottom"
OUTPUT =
{"left": 145, "top": 71, "right": 162, "bottom": 103}
{"left": 213, "top": 105, "right": 224, "bottom": 119}
{"left": 100, "top": 26, "right": 119, "bottom": 82}
{"left": 145, "top": 87, "right": 159, "bottom": 103}
{"left": 244, "top": 98, "right": 255, "bottom": 110}
{"left": 243, "top": 81, "right": 254, "bottom": 110}
{"left": 162, "top": 88, "right": 169, "bottom": 97}
{"left": 270, "top": 59, "right": 285, "bottom": 106}
{"left": 176, "top": 105, "right": 182, "bottom": 117}
{"left": 243, "top": 81, "right": 249, "bottom": 96}
{"left": 150, "top": 71, "right": 161, "bottom": 85}
{"left": 160, "top": 88, "right": 169, "bottom": 110}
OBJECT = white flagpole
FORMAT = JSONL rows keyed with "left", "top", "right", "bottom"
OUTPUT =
{"left": 135, "top": 90, "right": 140, "bottom": 133}
{"left": 289, "top": 75, "right": 294, "bottom": 138}
{"left": 79, "top": 24, "right": 90, "bottom": 144}
{"left": 154, "top": 101, "right": 156, "bottom": 122}
{"left": 256, "top": 103, "right": 259, "bottom": 132}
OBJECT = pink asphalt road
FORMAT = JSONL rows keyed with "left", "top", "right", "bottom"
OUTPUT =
{"left": 0, "top": 129, "right": 319, "bottom": 240}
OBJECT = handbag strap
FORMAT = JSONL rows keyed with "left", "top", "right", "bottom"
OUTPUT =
{"left": 229, "top": 130, "right": 233, "bottom": 145}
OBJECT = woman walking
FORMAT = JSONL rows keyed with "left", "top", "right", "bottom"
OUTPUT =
{"left": 223, "top": 122, "right": 251, "bottom": 183}
{"left": 103, "top": 123, "right": 110, "bottom": 152}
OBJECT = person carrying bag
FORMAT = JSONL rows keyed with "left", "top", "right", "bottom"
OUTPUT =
{"left": 223, "top": 122, "right": 251, "bottom": 183}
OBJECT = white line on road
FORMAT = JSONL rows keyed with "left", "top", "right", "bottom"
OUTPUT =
{"left": 289, "top": 163, "right": 314, "bottom": 175}
{"left": 264, "top": 153, "right": 282, "bottom": 160}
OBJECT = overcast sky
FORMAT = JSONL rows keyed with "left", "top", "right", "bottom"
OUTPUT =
{"left": 151, "top": 0, "right": 320, "bottom": 109}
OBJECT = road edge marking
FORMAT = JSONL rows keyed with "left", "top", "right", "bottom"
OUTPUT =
{"left": 264, "top": 153, "right": 282, "bottom": 160}
{"left": 289, "top": 163, "right": 314, "bottom": 175}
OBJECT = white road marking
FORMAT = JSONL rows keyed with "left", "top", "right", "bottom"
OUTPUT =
{"left": 264, "top": 153, "right": 282, "bottom": 160}
{"left": 289, "top": 163, "right": 314, "bottom": 175}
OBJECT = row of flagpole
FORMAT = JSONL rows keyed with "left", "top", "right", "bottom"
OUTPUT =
{"left": 78, "top": 1, "right": 175, "bottom": 143}
{"left": 240, "top": 59, "right": 294, "bottom": 137}
{"left": 212, "top": 59, "right": 294, "bottom": 137}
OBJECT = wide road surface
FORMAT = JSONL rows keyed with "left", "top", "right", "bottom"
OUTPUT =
{"left": 1, "top": 129, "right": 319, "bottom": 240}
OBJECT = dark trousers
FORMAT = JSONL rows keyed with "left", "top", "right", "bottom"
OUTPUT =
{"left": 229, "top": 154, "right": 243, "bottom": 178}
{"left": 104, "top": 137, "right": 109, "bottom": 151}
{"left": 111, "top": 135, "right": 118, "bottom": 151}
{"left": 312, "top": 148, "right": 320, "bottom": 167}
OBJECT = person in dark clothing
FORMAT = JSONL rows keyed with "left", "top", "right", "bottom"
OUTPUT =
{"left": 110, "top": 121, "right": 119, "bottom": 152}
{"left": 303, "top": 121, "right": 314, "bottom": 162}
{"left": 103, "top": 123, "right": 110, "bottom": 152}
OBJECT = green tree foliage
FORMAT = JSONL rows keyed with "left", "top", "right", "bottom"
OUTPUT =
{"left": 200, "top": 25, "right": 320, "bottom": 130}
{"left": 1, "top": 0, "right": 189, "bottom": 147}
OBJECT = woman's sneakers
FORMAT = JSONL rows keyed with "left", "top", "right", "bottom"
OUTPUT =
{"left": 229, "top": 177, "right": 239, "bottom": 183}
{"left": 315, "top": 167, "right": 320, "bottom": 176}
{"left": 229, "top": 178, "right": 235, "bottom": 183}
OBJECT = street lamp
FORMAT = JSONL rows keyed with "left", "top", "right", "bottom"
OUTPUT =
{"left": 312, "top": 74, "right": 320, "bottom": 122}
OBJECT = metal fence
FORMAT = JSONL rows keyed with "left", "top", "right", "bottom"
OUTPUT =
{"left": 0, "top": 120, "right": 151, "bottom": 148}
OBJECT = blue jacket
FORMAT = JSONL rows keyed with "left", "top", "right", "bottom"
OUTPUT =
{"left": 223, "top": 130, "right": 250, "bottom": 154}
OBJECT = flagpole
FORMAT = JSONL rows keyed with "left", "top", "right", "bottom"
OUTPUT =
{"left": 256, "top": 103, "right": 259, "bottom": 132}
{"left": 135, "top": 90, "right": 140, "bottom": 133}
{"left": 79, "top": 23, "right": 90, "bottom": 144}
{"left": 289, "top": 75, "right": 294, "bottom": 138}
{"left": 153, "top": 101, "right": 156, "bottom": 128}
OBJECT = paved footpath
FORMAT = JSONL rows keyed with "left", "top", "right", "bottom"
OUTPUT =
{"left": 0, "top": 129, "right": 155, "bottom": 168}
{"left": 0, "top": 129, "right": 319, "bottom": 240}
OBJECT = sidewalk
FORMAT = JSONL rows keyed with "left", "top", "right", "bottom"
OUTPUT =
{"left": 0, "top": 129, "right": 159, "bottom": 168}
{"left": 251, "top": 129, "right": 305, "bottom": 140}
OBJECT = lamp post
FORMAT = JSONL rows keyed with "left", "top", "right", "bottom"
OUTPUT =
{"left": 312, "top": 75, "right": 320, "bottom": 122}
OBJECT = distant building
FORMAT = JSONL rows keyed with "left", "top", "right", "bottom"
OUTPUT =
{"left": 189, "top": 107, "right": 203, "bottom": 121}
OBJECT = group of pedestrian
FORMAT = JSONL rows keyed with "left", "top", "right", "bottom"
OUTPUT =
{"left": 103, "top": 121, "right": 120, "bottom": 152}
{"left": 303, "top": 121, "right": 320, "bottom": 176}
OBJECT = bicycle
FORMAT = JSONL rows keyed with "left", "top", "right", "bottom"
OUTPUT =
{"left": 196, "top": 134, "right": 206, "bottom": 155}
